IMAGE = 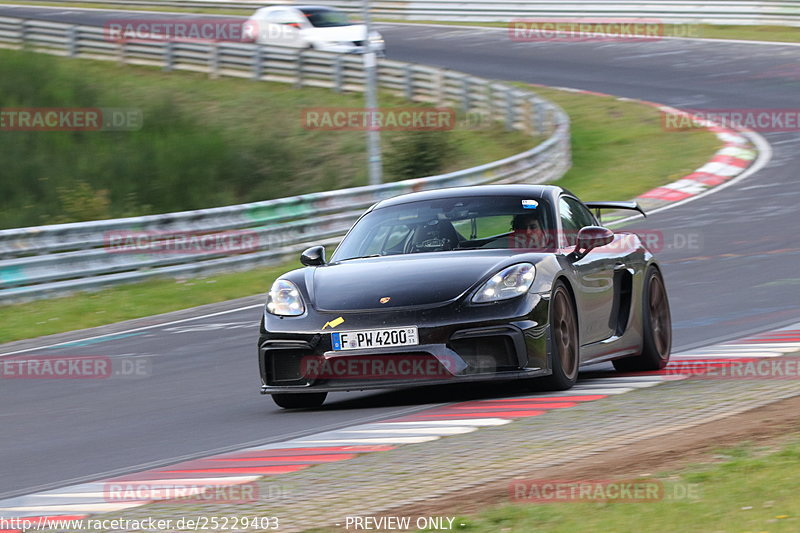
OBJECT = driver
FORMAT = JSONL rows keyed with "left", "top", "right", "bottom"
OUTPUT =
{"left": 509, "top": 212, "right": 549, "bottom": 249}
{"left": 481, "top": 212, "right": 549, "bottom": 249}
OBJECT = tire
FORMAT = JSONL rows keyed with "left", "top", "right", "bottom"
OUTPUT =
{"left": 613, "top": 266, "right": 672, "bottom": 372}
{"left": 537, "top": 281, "right": 579, "bottom": 390}
{"left": 272, "top": 392, "right": 327, "bottom": 409}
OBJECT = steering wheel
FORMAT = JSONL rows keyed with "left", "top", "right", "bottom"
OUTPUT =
{"left": 409, "top": 237, "right": 453, "bottom": 253}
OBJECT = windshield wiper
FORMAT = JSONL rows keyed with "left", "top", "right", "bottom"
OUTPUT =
{"left": 335, "top": 254, "right": 382, "bottom": 262}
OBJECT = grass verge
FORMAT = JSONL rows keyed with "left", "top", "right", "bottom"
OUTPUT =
{"left": 456, "top": 434, "right": 800, "bottom": 533}
{"left": 530, "top": 85, "right": 719, "bottom": 201}
{"left": 0, "top": 81, "right": 720, "bottom": 344}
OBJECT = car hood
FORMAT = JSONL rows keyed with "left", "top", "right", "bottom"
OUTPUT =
{"left": 303, "top": 24, "right": 368, "bottom": 42}
{"left": 310, "top": 252, "right": 529, "bottom": 311}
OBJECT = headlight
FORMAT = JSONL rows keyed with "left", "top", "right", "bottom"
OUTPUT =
{"left": 472, "top": 263, "right": 535, "bottom": 303}
{"left": 266, "top": 279, "right": 305, "bottom": 316}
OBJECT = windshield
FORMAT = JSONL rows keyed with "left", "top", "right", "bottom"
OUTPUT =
{"left": 331, "top": 195, "right": 555, "bottom": 261}
{"left": 299, "top": 8, "right": 352, "bottom": 28}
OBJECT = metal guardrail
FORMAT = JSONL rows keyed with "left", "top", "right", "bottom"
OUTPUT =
{"left": 0, "top": 16, "right": 571, "bottom": 302}
{"left": 5, "top": 0, "right": 799, "bottom": 26}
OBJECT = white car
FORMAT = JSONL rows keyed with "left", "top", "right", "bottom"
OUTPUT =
{"left": 245, "top": 5, "right": 385, "bottom": 56}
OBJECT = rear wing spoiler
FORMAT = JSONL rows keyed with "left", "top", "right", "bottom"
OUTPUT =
{"left": 584, "top": 201, "right": 646, "bottom": 222}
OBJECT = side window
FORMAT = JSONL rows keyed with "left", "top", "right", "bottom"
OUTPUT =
{"left": 567, "top": 197, "right": 596, "bottom": 228}
{"left": 264, "top": 9, "right": 284, "bottom": 23}
{"left": 280, "top": 9, "right": 305, "bottom": 25}
{"left": 559, "top": 197, "right": 596, "bottom": 246}
{"left": 268, "top": 9, "right": 300, "bottom": 25}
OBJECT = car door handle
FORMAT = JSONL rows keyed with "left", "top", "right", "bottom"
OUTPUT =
{"left": 614, "top": 263, "right": 634, "bottom": 275}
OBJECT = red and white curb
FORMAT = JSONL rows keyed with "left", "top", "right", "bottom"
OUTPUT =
{"left": 529, "top": 83, "right": 765, "bottom": 213}
{"left": 636, "top": 115, "right": 757, "bottom": 205}
{"left": 3, "top": 324, "right": 800, "bottom": 531}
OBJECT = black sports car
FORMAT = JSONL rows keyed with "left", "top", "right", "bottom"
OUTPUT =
{"left": 258, "top": 185, "right": 671, "bottom": 408}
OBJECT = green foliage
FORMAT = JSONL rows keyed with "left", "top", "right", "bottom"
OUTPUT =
{"left": 54, "top": 181, "right": 111, "bottom": 223}
{"left": 0, "top": 51, "right": 248, "bottom": 227}
{"left": 384, "top": 131, "right": 453, "bottom": 180}
{"left": 0, "top": 50, "right": 531, "bottom": 229}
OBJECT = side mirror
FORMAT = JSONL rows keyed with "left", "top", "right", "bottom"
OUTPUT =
{"left": 300, "top": 245, "right": 326, "bottom": 266}
{"left": 573, "top": 226, "right": 614, "bottom": 258}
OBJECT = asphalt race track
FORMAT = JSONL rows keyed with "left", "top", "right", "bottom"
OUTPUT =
{"left": 1, "top": 4, "right": 799, "bottom": 502}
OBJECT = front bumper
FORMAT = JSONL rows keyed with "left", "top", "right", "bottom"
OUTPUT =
{"left": 258, "top": 293, "right": 550, "bottom": 394}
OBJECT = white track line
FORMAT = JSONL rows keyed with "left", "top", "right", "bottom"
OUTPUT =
{"left": 0, "top": 304, "right": 263, "bottom": 357}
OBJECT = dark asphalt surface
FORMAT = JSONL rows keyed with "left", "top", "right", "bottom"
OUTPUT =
{"left": 1, "top": 6, "right": 799, "bottom": 499}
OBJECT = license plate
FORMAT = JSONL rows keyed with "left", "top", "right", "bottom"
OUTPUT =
{"left": 331, "top": 327, "right": 419, "bottom": 351}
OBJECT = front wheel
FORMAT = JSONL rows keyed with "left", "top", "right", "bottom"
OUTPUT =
{"left": 536, "top": 281, "right": 579, "bottom": 390}
{"left": 613, "top": 266, "right": 671, "bottom": 372}
{"left": 272, "top": 392, "right": 327, "bottom": 409}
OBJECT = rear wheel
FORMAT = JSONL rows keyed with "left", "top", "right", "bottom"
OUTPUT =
{"left": 537, "top": 281, "right": 579, "bottom": 390}
{"left": 272, "top": 393, "right": 327, "bottom": 409}
{"left": 613, "top": 266, "right": 671, "bottom": 372}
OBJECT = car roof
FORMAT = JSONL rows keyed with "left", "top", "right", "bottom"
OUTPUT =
{"left": 261, "top": 5, "right": 335, "bottom": 10}
{"left": 373, "top": 184, "right": 570, "bottom": 210}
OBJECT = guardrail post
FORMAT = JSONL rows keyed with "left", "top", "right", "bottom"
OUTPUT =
{"left": 67, "top": 25, "right": 78, "bottom": 58}
{"left": 436, "top": 68, "right": 446, "bottom": 106}
{"left": 533, "top": 98, "right": 544, "bottom": 135}
{"left": 252, "top": 45, "right": 264, "bottom": 80}
{"left": 163, "top": 41, "right": 173, "bottom": 72}
{"left": 461, "top": 77, "right": 470, "bottom": 113}
{"left": 522, "top": 98, "right": 534, "bottom": 136}
{"left": 403, "top": 64, "right": 413, "bottom": 101}
{"left": 485, "top": 82, "right": 494, "bottom": 122}
{"left": 20, "top": 19, "right": 28, "bottom": 49}
{"left": 334, "top": 55, "right": 343, "bottom": 93}
{"left": 209, "top": 42, "right": 219, "bottom": 79}
{"left": 505, "top": 88, "right": 515, "bottom": 131}
{"left": 295, "top": 49, "right": 304, "bottom": 88}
